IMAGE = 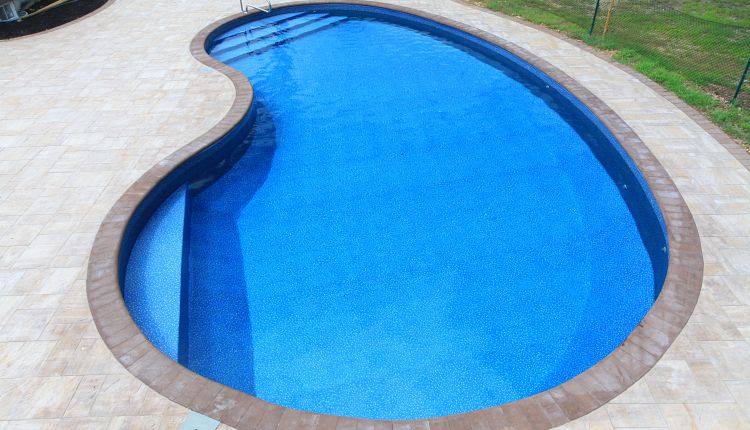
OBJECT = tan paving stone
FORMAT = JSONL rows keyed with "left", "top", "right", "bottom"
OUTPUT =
{"left": 723, "top": 306, "right": 750, "bottom": 339}
{"left": 17, "top": 294, "right": 64, "bottom": 311}
{"left": 88, "top": 375, "right": 154, "bottom": 418}
{"left": 62, "top": 339, "right": 123, "bottom": 376}
{"left": 0, "top": 419, "right": 59, "bottom": 430}
{"left": 571, "top": 408, "right": 614, "bottom": 430}
{"left": 644, "top": 360, "right": 734, "bottom": 404}
{"left": 0, "top": 376, "right": 80, "bottom": 420}
{"left": 2, "top": 0, "right": 750, "bottom": 428}
{"left": 0, "top": 309, "right": 55, "bottom": 341}
{"left": 699, "top": 341, "right": 750, "bottom": 380}
{"left": 0, "top": 341, "right": 56, "bottom": 379}
{"left": 57, "top": 417, "right": 112, "bottom": 430}
{"left": 659, "top": 403, "right": 750, "bottom": 430}
{"left": 0, "top": 295, "right": 25, "bottom": 326}
{"left": 106, "top": 415, "right": 169, "bottom": 430}
{"left": 608, "top": 378, "right": 656, "bottom": 404}
{"left": 726, "top": 380, "right": 750, "bottom": 418}
{"left": 0, "top": 225, "right": 43, "bottom": 247}
{"left": 611, "top": 428, "right": 666, "bottom": 430}
{"left": 606, "top": 404, "right": 667, "bottom": 428}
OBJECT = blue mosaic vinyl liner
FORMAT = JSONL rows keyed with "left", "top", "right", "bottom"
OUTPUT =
{"left": 124, "top": 5, "right": 669, "bottom": 420}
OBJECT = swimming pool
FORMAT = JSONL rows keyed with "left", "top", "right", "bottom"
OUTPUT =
{"left": 121, "top": 4, "right": 670, "bottom": 421}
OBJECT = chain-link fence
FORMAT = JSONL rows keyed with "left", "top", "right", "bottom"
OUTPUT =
{"left": 484, "top": 0, "right": 750, "bottom": 106}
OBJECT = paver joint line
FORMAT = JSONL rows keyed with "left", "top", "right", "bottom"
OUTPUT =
{"left": 84, "top": 1, "right": 703, "bottom": 429}
{"left": 3, "top": 0, "right": 748, "bottom": 428}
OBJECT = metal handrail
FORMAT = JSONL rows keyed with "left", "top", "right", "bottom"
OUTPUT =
{"left": 240, "top": 0, "right": 272, "bottom": 13}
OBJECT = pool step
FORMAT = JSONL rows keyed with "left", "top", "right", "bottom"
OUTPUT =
{"left": 213, "top": 15, "right": 349, "bottom": 64}
{"left": 210, "top": 13, "right": 330, "bottom": 56}
{"left": 123, "top": 185, "right": 190, "bottom": 363}
{"left": 211, "top": 12, "right": 305, "bottom": 45}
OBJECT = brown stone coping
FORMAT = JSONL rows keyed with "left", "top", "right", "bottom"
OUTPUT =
{"left": 86, "top": 2, "right": 704, "bottom": 429}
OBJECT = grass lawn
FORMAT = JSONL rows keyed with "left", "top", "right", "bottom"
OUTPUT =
{"left": 475, "top": 0, "right": 750, "bottom": 148}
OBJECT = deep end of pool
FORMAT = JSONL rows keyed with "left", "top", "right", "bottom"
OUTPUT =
{"left": 116, "top": 3, "right": 675, "bottom": 421}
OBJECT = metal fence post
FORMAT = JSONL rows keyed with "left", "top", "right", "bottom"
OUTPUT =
{"left": 732, "top": 57, "right": 750, "bottom": 105}
{"left": 589, "top": 0, "right": 601, "bottom": 36}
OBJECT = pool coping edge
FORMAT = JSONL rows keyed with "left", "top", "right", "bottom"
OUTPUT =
{"left": 85, "top": 2, "right": 704, "bottom": 429}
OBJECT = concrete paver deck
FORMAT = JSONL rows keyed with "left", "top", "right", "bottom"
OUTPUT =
{"left": 1, "top": 0, "right": 748, "bottom": 428}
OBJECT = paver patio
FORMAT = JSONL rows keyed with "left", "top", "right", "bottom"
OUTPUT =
{"left": 1, "top": 0, "right": 749, "bottom": 428}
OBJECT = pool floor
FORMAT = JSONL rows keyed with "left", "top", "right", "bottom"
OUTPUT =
{"left": 163, "top": 9, "right": 666, "bottom": 419}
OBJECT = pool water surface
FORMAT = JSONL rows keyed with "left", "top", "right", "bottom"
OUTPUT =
{"left": 124, "top": 5, "right": 668, "bottom": 420}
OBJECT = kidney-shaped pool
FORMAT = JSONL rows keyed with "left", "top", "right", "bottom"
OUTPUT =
{"left": 121, "top": 4, "right": 669, "bottom": 420}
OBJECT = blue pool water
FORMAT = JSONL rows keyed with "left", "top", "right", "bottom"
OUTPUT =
{"left": 123, "top": 5, "right": 668, "bottom": 420}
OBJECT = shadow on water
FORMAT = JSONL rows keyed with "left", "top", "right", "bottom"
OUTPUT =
{"left": 183, "top": 101, "right": 278, "bottom": 396}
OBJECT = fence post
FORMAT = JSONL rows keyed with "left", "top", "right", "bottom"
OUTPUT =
{"left": 589, "top": 0, "right": 601, "bottom": 36}
{"left": 602, "top": 0, "right": 616, "bottom": 36}
{"left": 732, "top": 57, "right": 750, "bottom": 105}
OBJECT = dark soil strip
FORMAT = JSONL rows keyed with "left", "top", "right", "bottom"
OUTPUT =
{"left": 0, "top": 0, "right": 109, "bottom": 39}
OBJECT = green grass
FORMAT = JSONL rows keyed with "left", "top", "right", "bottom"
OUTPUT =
{"left": 683, "top": 0, "right": 750, "bottom": 27}
{"left": 478, "top": 0, "right": 750, "bottom": 149}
